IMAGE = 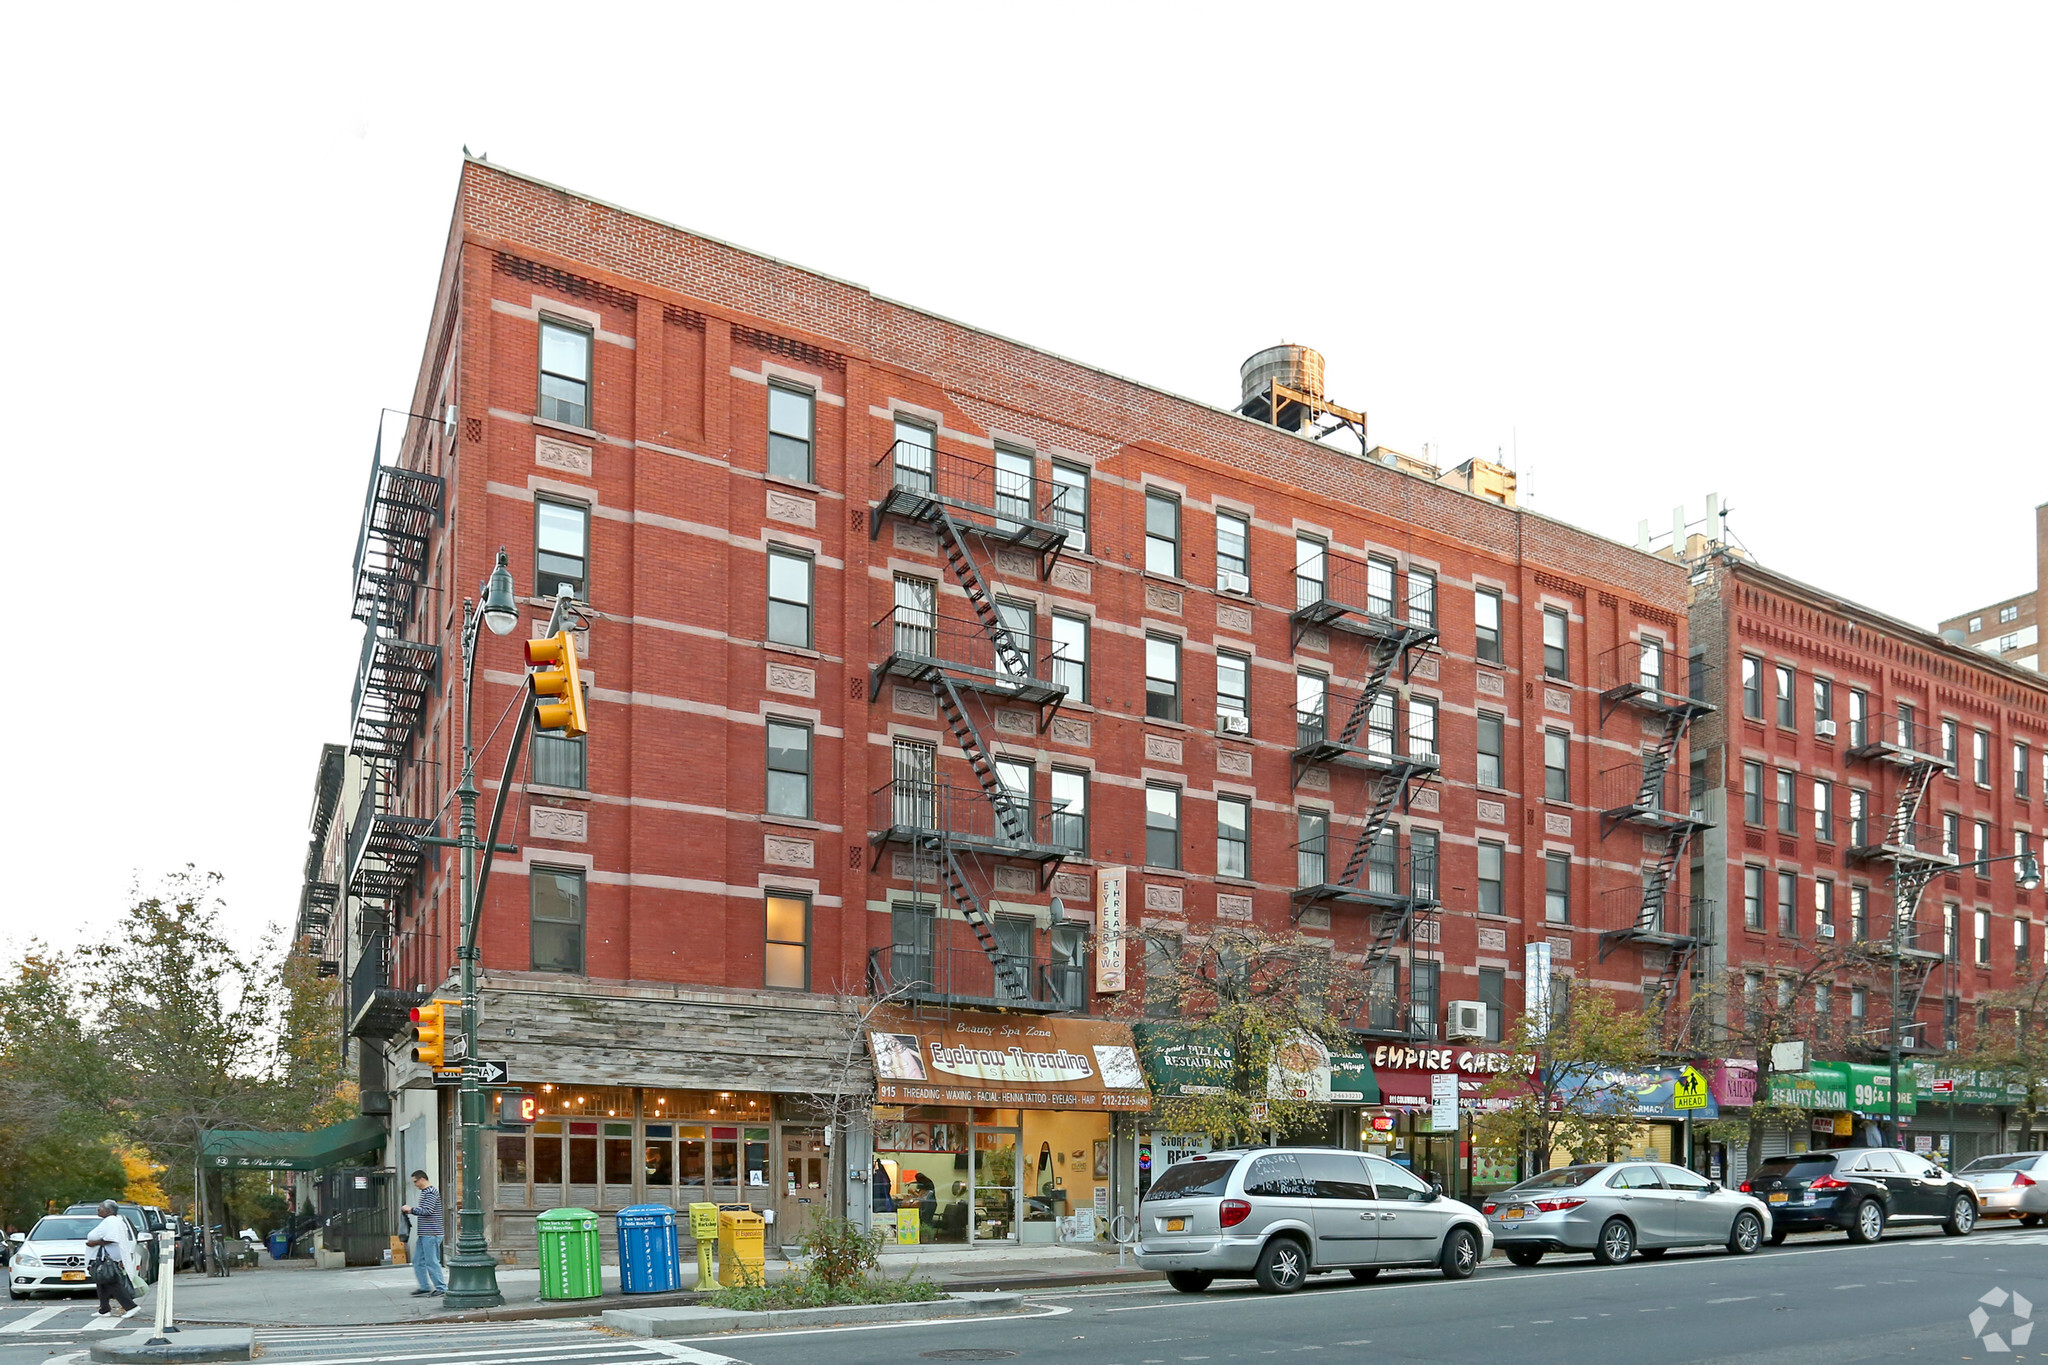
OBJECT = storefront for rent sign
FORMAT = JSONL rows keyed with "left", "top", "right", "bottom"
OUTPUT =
{"left": 868, "top": 1008, "right": 1151, "bottom": 1110}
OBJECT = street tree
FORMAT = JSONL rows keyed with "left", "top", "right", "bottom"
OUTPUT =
{"left": 1475, "top": 978, "right": 1662, "bottom": 1167}
{"left": 1969, "top": 965, "right": 2048, "bottom": 1146}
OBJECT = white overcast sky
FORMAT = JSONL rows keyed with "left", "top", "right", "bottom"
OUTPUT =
{"left": 3, "top": 4, "right": 2042, "bottom": 959}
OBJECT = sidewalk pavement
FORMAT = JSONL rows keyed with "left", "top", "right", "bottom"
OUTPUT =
{"left": 165, "top": 1242, "right": 1155, "bottom": 1327}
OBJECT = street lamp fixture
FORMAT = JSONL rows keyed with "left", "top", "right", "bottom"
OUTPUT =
{"left": 482, "top": 549, "right": 520, "bottom": 637}
{"left": 2018, "top": 854, "right": 2043, "bottom": 893}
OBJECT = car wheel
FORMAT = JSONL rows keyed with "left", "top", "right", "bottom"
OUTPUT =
{"left": 2020, "top": 1214, "right": 2043, "bottom": 1228}
{"left": 1593, "top": 1217, "right": 1636, "bottom": 1265}
{"left": 1504, "top": 1247, "right": 1544, "bottom": 1267}
{"left": 1943, "top": 1195, "right": 1977, "bottom": 1237}
{"left": 1638, "top": 1247, "right": 1668, "bottom": 1260}
{"left": 1440, "top": 1227, "right": 1480, "bottom": 1280}
{"left": 1767, "top": 1225, "right": 1790, "bottom": 1245}
{"left": 1349, "top": 1267, "right": 1381, "bottom": 1283}
{"left": 1167, "top": 1271, "right": 1213, "bottom": 1294}
{"left": 1728, "top": 1210, "right": 1764, "bottom": 1255}
{"left": 1254, "top": 1237, "right": 1308, "bottom": 1294}
{"left": 1848, "top": 1199, "right": 1886, "bottom": 1244}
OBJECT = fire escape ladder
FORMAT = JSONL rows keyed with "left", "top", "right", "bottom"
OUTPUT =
{"left": 1890, "top": 761, "right": 1939, "bottom": 846}
{"left": 932, "top": 675, "right": 1029, "bottom": 846}
{"left": 1637, "top": 706, "right": 1694, "bottom": 808}
{"left": 1335, "top": 777, "right": 1404, "bottom": 889}
{"left": 1335, "top": 637, "right": 1403, "bottom": 749}
{"left": 929, "top": 839, "right": 1031, "bottom": 1003}
{"left": 933, "top": 507, "right": 1030, "bottom": 678}
{"left": 1360, "top": 901, "right": 1410, "bottom": 972}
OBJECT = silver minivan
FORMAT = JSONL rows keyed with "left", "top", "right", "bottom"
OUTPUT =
{"left": 1135, "top": 1147, "right": 1494, "bottom": 1293}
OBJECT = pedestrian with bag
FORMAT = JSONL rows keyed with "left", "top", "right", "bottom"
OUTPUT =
{"left": 398, "top": 1171, "right": 445, "bottom": 1296}
{"left": 84, "top": 1200, "right": 139, "bottom": 1318}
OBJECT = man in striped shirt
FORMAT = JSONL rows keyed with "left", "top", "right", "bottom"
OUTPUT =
{"left": 400, "top": 1171, "right": 445, "bottom": 1295}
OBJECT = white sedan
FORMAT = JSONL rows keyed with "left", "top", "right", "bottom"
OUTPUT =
{"left": 1958, "top": 1152, "right": 2048, "bottom": 1225}
{"left": 7, "top": 1214, "right": 103, "bottom": 1299}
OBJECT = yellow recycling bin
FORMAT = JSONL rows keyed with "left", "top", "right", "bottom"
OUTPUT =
{"left": 687, "top": 1202, "right": 719, "bottom": 1285}
{"left": 716, "top": 1209, "right": 766, "bottom": 1287}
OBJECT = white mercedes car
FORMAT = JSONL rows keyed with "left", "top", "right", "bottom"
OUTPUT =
{"left": 7, "top": 1214, "right": 102, "bottom": 1299}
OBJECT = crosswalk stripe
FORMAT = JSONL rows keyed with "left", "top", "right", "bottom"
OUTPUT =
{"left": 258, "top": 1326, "right": 589, "bottom": 1340}
{"left": 249, "top": 1342, "right": 665, "bottom": 1365}
{"left": 0, "top": 1306, "right": 70, "bottom": 1333}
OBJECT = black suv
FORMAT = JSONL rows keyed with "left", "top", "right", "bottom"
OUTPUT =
{"left": 1741, "top": 1148, "right": 1977, "bottom": 1243}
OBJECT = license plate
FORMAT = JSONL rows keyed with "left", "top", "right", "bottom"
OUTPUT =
{"left": 1503, "top": 1207, "right": 1525, "bottom": 1220}
{"left": 1768, "top": 1192, "right": 1789, "bottom": 1203}
{"left": 1165, "top": 1217, "right": 1186, "bottom": 1232}
{"left": 60, "top": 1271, "right": 86, "bottom": 1281}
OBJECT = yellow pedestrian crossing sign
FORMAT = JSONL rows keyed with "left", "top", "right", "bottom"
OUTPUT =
{"left": 1674, "top": 1066, "right": 1709, "bottom": 1110}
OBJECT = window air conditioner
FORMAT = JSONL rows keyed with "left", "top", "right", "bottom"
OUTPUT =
{"left": 1446, "top": 1000, "right": 1487, "bottom": 1041}
{"left": 1817, "top": 922, "right": 1837, "bottom": 939}
{"left": 1218, "top": 571, "right": 1251, "bottom": 595}
{"left": 1219, "top": 712, "right": 1250, "bottom": 736}
{"left": 1817, "top": 719, "right": 1838, "bottom": 739}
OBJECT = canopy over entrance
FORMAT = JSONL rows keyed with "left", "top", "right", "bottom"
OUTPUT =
{"left": 201, "top": 1115, "right": 386, "bottom": 1171}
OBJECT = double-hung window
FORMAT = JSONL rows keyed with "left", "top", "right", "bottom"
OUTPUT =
{"left": 1544, "top": 853, "right": 1571, "bottom": 924}
{"left": 1366, "top": 558, "right": 1397, "bottom": 617}
{"left": 1542, "top": 608, "right": 1569, "bottom": 678}
{"left": 1478, "top": 841, "right": 1505, "bottom": 916}
{"left": 994, "top": 446, "right": 1034, "bottom": 530}
{"left": 1975, "top": 728, "right": 1992, "bottom": 786}
{"left": 1813, "top": 678, "right": 1834, "bottom": 731}
{"left": 767, "top": 547, "right": 813, "bottom": 647}
{"left": 1474, "top": 588, "right": 1503, "bottom": 664}
{"left": 893, "top": 575, "right": 936, "bottom": 658}
{"left": 1410, "top": 696, "right": 1439, "bottom": 764}
{"left": 2017, "top": 742, "right": 2031, "bottom": 799}
{"left": 1639, "top": 635, "right": 1664, "bottom": 692}
{"left": 1145, "top": 635, "right": 1181, "bottom": 722}
{"left": 1478, "top": 968, "right": 1505, "bottom": 1043}
{"left": 1216, "top": 651, "right": 1250, "bottom": 723}
{"left": 1943, "top": 812, "right": 1961, "bottom": 857}
{"left": 1476, "top": 711, "right": 1504, "bottom": 788}
{"left": 1050, "top": 460, "right": 1089, "bottom": 550}
{"left": 1848, "top": 788, "right": 1869, "bottom": 846}
{"left": 535, "top": 498, "right": 590, "bottom": 600}
{"left": 1974, "top": 819, "right": 1991, "bottom": 863}
{"left": 1298, "top": 809, "right": 1329, "bottom": 887}
{"left": 1295, "top": 535, "right": 1326, "bottom": 611}
{"left": 1743, "top": 866, "right": 1764, "bottom": 929}
{"left": 1217, "top": 795, "right": 1250, "bottom": 879}
{"left": 1743, "top": 761, "right": 1764, "bottom": 824}
{"left": 1145, "top": 491, "right": 1180, "bottom": 577}
{"left": 1941, "top": 718, "right": 1959, "bottom": 765}
{"left": 1815, "top": 879, "right": 1836, "bottom": 935}
{"left": 1292, "top": 670, "right": 1324, "bottom": 748}
{"left": 531, "top": 866, "right": 586, "bottom": 974}
{"left": 767, "top": 384, "right": 814, "bottom": 482}
{"left": 533, "top": 733, "right": 586, "bottom": 790}
{"left": 1850, "top": 885, "right": 1869, "bottom": 940}
{"left": 891, "top": 418, "right": 935, "bottom": 494}
{"left": 1813, "top": 778, "right": 1834, "bottom": 843}
{"left": 1412, "top": 828, "right": 1439, "bottom": 900}
{"left": 1976, "top": 908, "right": 1992, "bottom": 966}
{"left": 1051, "top": 612, "right": 1088, "bottom": 701}
{"left": 1847, "top": 688, "right": 1867, "bottom": 746}
{"left": 995, "top": 599, "right": 1034, "bottom": 679}
{"left": 1775, "top": 665, "right": 1795, "bottom": 727}
{"left": 766, "top": 720, "right": 812, "bottom": 818}
{"left": 995, "top": 759, "right": 1034, "bottom": 841}
{"left": 539, "top": 319, "right": 592, "bottom": 428}
{"left": 1050, "top": 768, "right": 1088, "bottom": 854}
{"left": 891, "top": 904, "right": 935, "bottom": 991}
{"left": 1215, "top": 510, "right": 1250, "bottom": 591}
{"left": 1778, "top": 870, "right": 1797, "bottom": 936}
{"left": 2019, "top": 917, "right": 2033, "bottom": 967}
{"left": 1145, "top": 785, "right": 1182, "bottom": 869}
{"left": 1543, "top": 729, "right": 1569, "bottom": 801}
{"left": 1776, "top": 769, "right": 1796, "bottom": 834}
{"left": 763, "top": 894, "right": 810, "bottom": 991}
{"left": 1408, "top": 568, "right": 1437, "bottom": 629}
{"left": 1741, "top": 656, "right": 1763, "bottom": 719}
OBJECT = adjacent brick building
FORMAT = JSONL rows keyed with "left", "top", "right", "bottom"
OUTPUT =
{"left": 307, "top": 158, "right": 1704, "bottom": 1250}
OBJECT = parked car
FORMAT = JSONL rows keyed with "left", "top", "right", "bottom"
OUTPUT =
{"left": 8, "top": 1214, "right": 102, "bottom": 1299}
{"left": 1741, "top": 1147, "right": 1977, "bottom": 1243}
{"left": 1956, "top": 1152, "right": 2048, "bottom": 1225}
{"left": 1482, "top": 1161, "right": 1770, "bottom": 1266}
{"left": 62, "top": 1202, "right": 161, "bottom": 1283}
{"left": 1136, "top": 1147, "right": 1493, "bottom": 1294}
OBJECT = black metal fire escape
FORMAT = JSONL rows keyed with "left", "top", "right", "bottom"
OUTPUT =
{"left": 1845, "top": 710, "right": 1960, "bottom": 1046}
{"left": 1289, "top": 555, "right": 1443, "bottom": 990}
{"left": 868, "top": 440, "right": 1072, "bottom": 1009}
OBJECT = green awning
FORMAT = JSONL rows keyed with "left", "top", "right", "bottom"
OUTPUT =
{"left": 1132, "top": 1024, "right": 1379, "bottom": 1103}
{"left": 201, "top": 1116, "right": 386, "bottom": 1171}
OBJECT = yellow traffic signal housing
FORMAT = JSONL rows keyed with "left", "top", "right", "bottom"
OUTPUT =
{"left": 525, "top": 631, "right": 587, "bottom": 738}
{"left": 409, "top": 998, "right": 458, "bottom": 1069}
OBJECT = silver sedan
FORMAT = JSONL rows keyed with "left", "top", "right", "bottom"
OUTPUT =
{"left": 1485, "top": 1161, "right": 1773, "bottom": 1266}
{"left": 1958, "top": 1153, "right": 2048, "bottom": 1225}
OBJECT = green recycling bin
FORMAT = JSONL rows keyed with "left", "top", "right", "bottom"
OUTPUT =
{"left": 535, "top": 1207, "right": 602, "bottom": 1300}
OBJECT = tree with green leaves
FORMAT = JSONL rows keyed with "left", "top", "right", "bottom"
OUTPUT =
{"left": 0, "top": 950, "right": 127, "bottom": 1226}
{"left": 1969, "top": 965, "right": 2048, "bottom": 1146}
{"left": 1474, "top": 977, "right": 1662, "bottom": 1169}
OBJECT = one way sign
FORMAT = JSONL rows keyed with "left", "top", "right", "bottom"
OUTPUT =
{"left": 435, "top": 1058, "right": 510, "bottom": 1086}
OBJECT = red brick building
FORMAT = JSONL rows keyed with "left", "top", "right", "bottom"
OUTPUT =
{"left": 1690, "top": 553, "right": 2048, "bottom": 1165}
{"left": 312, "top": 159, "right": 1702, "bottom": 1248}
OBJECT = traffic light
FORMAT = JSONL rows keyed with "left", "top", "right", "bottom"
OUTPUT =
{"left": 525, "top": 631, "right": 587, "bottom": 737}
{"left": 409, "top": 999, "right": 458, "bottom": 1069}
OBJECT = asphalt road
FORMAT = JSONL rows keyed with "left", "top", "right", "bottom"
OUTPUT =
{"left": 2, "top": 1226, "right": 2044, "bottom": 1365}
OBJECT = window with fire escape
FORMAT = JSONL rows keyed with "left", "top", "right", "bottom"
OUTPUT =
{"left": 1298, "top": 809, "right": 1329, "bottom": 888}
{"left": 1050, "top": 460, "right": 1089, "bottom": 551}
{"left": 1295, "top": 535, "right": 1327, "bottom": 613}
{"left": 1050, "top": 768, "right": 1088, "bottom": 855}
{"left": 1051, "top": 613, "right": 1088, "bottom": 701}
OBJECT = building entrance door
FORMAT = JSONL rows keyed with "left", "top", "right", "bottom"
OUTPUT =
{"left": 971, "top": 1127, "right": 1020, "bottom": 1244}
{"left": 781, "top": 1130, "right": 829, "bottom": 1242}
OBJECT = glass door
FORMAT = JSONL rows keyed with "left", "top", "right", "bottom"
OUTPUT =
{"left": 676, "top": 1126, "right": 708, "bottom": 1206}
{"left": 971, "top": 1127, "right": 1020, "bottom": 1244}
{"left": 709, "top": 1126, "right": 742, "bottom": 1205}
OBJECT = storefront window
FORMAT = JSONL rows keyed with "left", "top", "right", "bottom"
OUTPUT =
{"left": 532, "top": 1120, "right": 564, "bottom": 1184}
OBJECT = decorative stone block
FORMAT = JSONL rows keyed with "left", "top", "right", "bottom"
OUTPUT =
{"left": 989, "top": 549, "right": 1033, "bottom": 579}
{"left": 1476, "top": 670, "right": 1505, "bottom": 697}
{"left": 1145, "top": 585, "right": 1183, "bottom": 615}
{"left": 994, "top": 708, "right": 1036, "bottom": 737}
{"left": 892, "top": 687, "right": 937, "bottom": 718}
{"left": 1547, "top": 934, "right": 1572, "bottom": 959}
{"left": 1049, "top": 562, "right": 1091, "bottom": 593}
{"left": 1544, "top": 811, "right": 1573, "bottom": 837}
{"left": 1216, "top": 893, "right": 1253, "bottom": 922}
{"left": 535, "top": 435, "right": 592, "bottom": 476}
{"left": 1051, "top": 872, "right": 1092, "bottom": 900}
{"left": 1413, "top": 919, "right": 1441, "bottom": 945}
{"left": 1476, "top": 799, "right": 1507, "bottom": 825}
{"left": 1298, "top": 766, "right": 1329, "bottom": 792}
{"left": 1477, "top": 926, "right": 1508, "bottom": 953}
{"left": 1050, "top": 717, "right": 1091, "bottom": 746}
{"left": 1298, "top": 907, "right": 1332, "bottom": 930}
{"left": 1216, "top": 603, "right": 1254, "bottom": 636}
{"left": 766, "top": 490, "right": 815, "bottom": 528}
{"left": 766, "top": 662, "right": 815, "bottom": 697}
{"left": 892, "top": 523, "right": 938, "bottom": 554}
{"left": 892, "top": 854, "right": 938, "bottom": 881}
{"left": 529, "top": 806, "right": 587, "bottom": 842}
{"left": 1144, "top": 733, "right": 1184, "bottom": 764}
{"left": 1544, "top": 687, "right": 1572, "bottom": 714}
{"left": 1143, "top": 883, "right": 1184, "bottom": 912}
{"left": 1300, "top": 629, "right": 1329, "bottom": 653}
{"left": 765, "top": 835, "right": 814, "bottom": 868}
{"left": 1413, "top": 655, "right": 1440, "bottom": 681}
{"left": 994, "top": 866, "right": 1037, "bottom": 894}
{"left": 1410, "top": 787, "right": 1440, "bottom": 813}
{"left": 1217, "top": 747, "right": 1253, "bottom": 777}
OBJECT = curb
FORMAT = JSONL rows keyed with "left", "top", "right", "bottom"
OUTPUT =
{"left": 89, "top": 1329, "right": 254, "bottom": 1364}
{"left": 602, "top": 1290, "right": 1023, "bottom": 1337}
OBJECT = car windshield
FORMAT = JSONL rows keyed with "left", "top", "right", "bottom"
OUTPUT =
{"left": 1754, "top": 1156, "right": 1838, "bottom": 1179}
{"left": 29, "top": 1217, "right": 99, "bottom": 1241}
{"left": 1145, "top": 1157, "right": 1239, "bottom": 1201}
{"left": 1509, "top": 1165, "right": 1608, "bottom": 1191}
{"left": 1964, "top": 1154, "right": 2045, "bottom": 1173}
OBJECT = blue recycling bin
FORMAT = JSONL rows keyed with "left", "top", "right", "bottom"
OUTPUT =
{"left": 266, "top": 1232, "right": 289, "bottom": 1261}
{"left": 616, "top": 1203, "right": 682, "bottom": 1294}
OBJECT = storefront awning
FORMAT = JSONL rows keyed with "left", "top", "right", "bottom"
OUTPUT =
{"left": 1766, "top": 1061, "right": 1916, "bottom": 1115}
{"left": 1133, "top": 1024, "right": 1380, "bottom": 1104}
{"left": 868, "top": 1009, "right": 1151, "bottom": 1110}
{"left": 1547, "top": 1065, "right": 1720, "bottom": 1120}
{"left": 201, "top": 1115, "right": 387, "bottom": 1171}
